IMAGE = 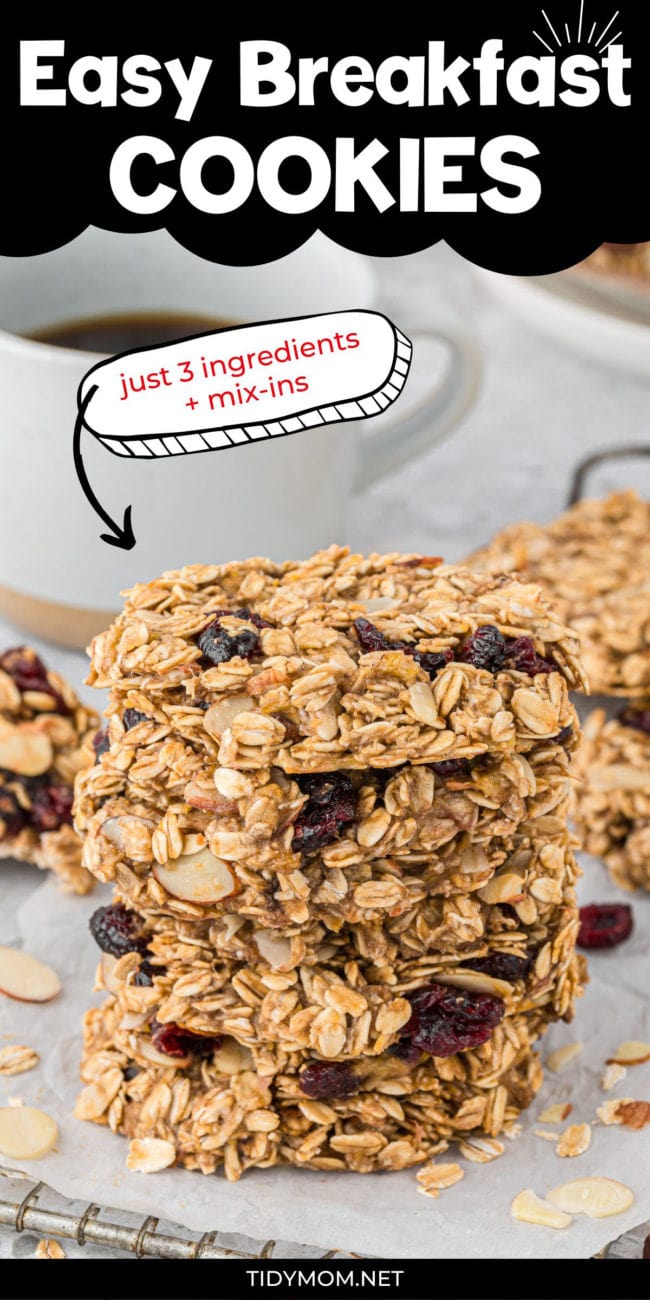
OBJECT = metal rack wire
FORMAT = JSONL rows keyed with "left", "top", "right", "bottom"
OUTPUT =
{"left": 0, "top": 1165, "right": 346, "bottom": 1260}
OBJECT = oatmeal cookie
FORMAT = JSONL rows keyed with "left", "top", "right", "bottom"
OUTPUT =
{"left": 574, "top": 705, "right": 650, "bottom": 891}
{"left": 0, "top": 647, "right": 97, "bottom": 892}
{"left": 467, "top": 492, "right": 650, "bottom": 697}
{"left": 78, "top": 991, "right": 551, "bottom": 1178}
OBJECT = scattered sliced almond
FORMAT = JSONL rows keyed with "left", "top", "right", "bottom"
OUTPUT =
{"left": 0, "top": 1105, "right": 58, "bottom": 1159}
{"left": 597, "top": 1098, "right": 650, "bottom": 1130}
{"left": 607, "top": 1040, "right": 650, "bottom": 1067}
{"left": 0, "top": 1044, "right": 39, "bottom": 1076}
{"left": 458, "top": 1136, "right": 504, "bottom": 1163}
{"left": 34, "top": 1238, "right": 65, "bottom": 1259}
{"left": 0, "top": 947, "right": 61, "bottom": 1003}
{"left": 538, "top": 1102, "right": 572, "bottom": 1123}
{"left": 600, "top": 1063, "right": 627, "bottom": 1091}
{"left": 546, "top": 1042, "right": 583, "bottom": 1074}
{"left": 556, "top": 1123, "right": 592, "bottom": 1158}
{"left": 126, "top": 1137, "right": 176, "bottom": 1173}
{"left": 152, "top": 847, "right": 238, "bottom": 904}
{"left": 416, "top": 1160, "right": 464, "bottom": 1198}
{"left": 547, "top": 1177, "right": 634, "bottom": 1219}
{"left": 511, "top": 1189, "right": 572, "bottom": 1229}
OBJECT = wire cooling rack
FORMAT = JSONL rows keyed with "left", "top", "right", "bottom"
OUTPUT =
{"left": 0, "top": 1165, "right": 351, "bottom": 1260}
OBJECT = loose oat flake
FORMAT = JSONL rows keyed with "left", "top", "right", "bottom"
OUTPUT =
{"left": 0, "top": 1044, "right": 39, "bottom": 1076}
{"left": 34, "top": 1238, "right": 65, "bottom": 1259}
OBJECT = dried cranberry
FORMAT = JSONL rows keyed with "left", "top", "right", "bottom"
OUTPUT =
{"left": 29, "top": 784, "right": 73, "bottom": 832}
{"left": 619, "top": 708, "right": 650, "bottom": 736}
{"left": 431, "top": 758, "right": 472, "bottom": 782}
{"left": 578, "top": 903, "right": 633, "bottom": 949}
{"left": 0, "top": 788, "right": 27, "bottom": 838}
{"left": 551, "top": 725, "right": 574, "bottom": 746}
{"left": 458, "top": 625, "right": 506, "bottom": 672}
{"left": 503, "top": 636, "right": 555, "bottom": 677}
{"left": 197, "top": 614, "right": 261, "bottom": 666}
{"left": 466, "top": 951, "right": 533, "bottom": 980}
{"left": 299, "top": 1060, "right": 359, "bottom": 1099}
{"left": 0, "top": 647, "right": 70, "bottom": 714}
{"left": 133, "top": 960, "right": 157, "bottom": 987}
{"left": 151, "top": 1020, "right": 222, "bottom": 1059}
{"left": 393, "top": 982, "right": 505, "bottom": 1060}
{"left": 93, "top": 729, "right": 110, "bottom": 762}
{"left": 412, "top": 648, "right": 454, "bottom": 676}
{"left": 293, "top": 772, "right": 356, "bottom": 853}
{"left": 89, "top": 903, "right": 149, "bottom": 958}
{"left": 353, "top": 618, "right": 452, "bottom": 680}
{"left": 123, "top": 708, "right": 149, "bottom": 730}
{"left": 353, "top": 618, "right": 393, "bottom": 654}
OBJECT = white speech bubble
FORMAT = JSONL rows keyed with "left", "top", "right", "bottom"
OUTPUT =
{"left": 77, "top": 309, "right": 411, "bottom": 458}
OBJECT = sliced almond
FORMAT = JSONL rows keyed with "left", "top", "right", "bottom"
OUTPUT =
{"left": 477, "top": 873, "right": 525, "bottom": 904}
{"left": 538, "top": 1102, "right": 572, "bottom": 1123}
{"left": 101, "top": 815, "right": 153, "bottom": 860}
{"left": 0, "top": 1105, "right": 58, "bottom": 1159}
{"left": 600, "top": 1063, "right": 627, "bottom": 1091}
{"left": 99, "top": 953, "right": 121, "bottom": 996}
{"left": 0, "top": 719, "right": 53, "bottom": 777}
{"left": 253, "top": 930, "right": 293, "bottom": 970}
{"left": 547, "top": 1177, "right": 634, "bottom": 1218}
{"left": 607, "top": 1040, "right": 650, "bottom": 1067}
{"left": 597, "top": 1098, "right": 650, "bottom": 1130}
{"left": 0, "top": 947, "right": 61, "bottom": 1003}
{"left": 126, "top": 1137, "right": 176, "bottom": 1173}
{"left": 435, "top": 969, "right": 513, "bottom": 998}
{"left": 511, "top": 1188, "right": 572, "bottom": 1229}
{"left": 213, "top": 1036, "right": 254, "bottom": 1076}
{"left": 203, "top": 694, "right": 251, "bottom": 740}
{"left": 556, "top": 1123, "right": 591, "bottom": 1158}
{"left": 152, "top": 847, "right": 237, "bottom": 905}
{"left": 546, "top": 1042, "right": 583, "bottom": 1074}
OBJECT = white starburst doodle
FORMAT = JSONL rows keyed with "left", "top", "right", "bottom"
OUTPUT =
{"left": 532, "top": 3, "right": 622, "bottom": 51}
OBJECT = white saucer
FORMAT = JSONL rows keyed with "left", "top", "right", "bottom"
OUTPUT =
{"left": 475, "top": 266, "right": 650, "bottom": 379}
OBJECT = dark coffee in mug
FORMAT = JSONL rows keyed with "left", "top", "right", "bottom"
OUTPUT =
{"left": 27, "top": 311, "right": 236, "bottom": 354}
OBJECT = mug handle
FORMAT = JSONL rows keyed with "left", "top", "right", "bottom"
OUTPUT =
{"left": 355, "top": 310, "right": 482, "bottom": 489}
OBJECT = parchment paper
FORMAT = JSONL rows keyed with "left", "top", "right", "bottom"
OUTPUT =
{"left": 1, "top": 846, "right": 648, "bottom": 1260}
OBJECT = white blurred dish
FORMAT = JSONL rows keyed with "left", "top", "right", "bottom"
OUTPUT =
{"left": 475, "top": 266, "right": 650, "bottom": 379}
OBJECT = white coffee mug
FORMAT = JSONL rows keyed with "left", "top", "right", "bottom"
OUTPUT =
{"left": 0, "top": 228, "right": 480, "bottom": 647}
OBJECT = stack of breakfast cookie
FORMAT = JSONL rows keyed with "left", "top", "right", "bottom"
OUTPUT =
{"left": 469, "top": 490, "right": 650, "bottom": 892}
{"left": 0, "top": 646, "right": 97, "bottom": 893}
{"left": 73, "top": 547, "right": 586, "bottom": 1179}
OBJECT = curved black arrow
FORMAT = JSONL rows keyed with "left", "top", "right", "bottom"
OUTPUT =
{"left": 73, "top": 386, "right": 135, "bottom": 550}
